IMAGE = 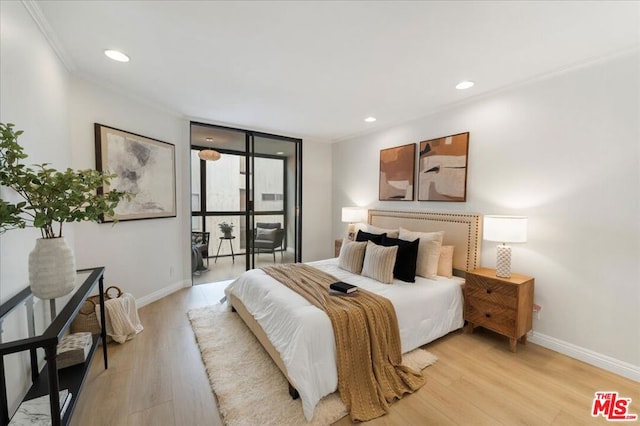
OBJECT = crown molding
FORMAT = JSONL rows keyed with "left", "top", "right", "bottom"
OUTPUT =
{"left": 21, "top": 0, "right": 76, "bottom": 72}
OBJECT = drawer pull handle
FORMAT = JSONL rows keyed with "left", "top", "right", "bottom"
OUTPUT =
{"left": 485, "top": 313, "right": 491, "bottom": 318}
{"left": 486, "top": 289, "right": 492, "bottom": 294}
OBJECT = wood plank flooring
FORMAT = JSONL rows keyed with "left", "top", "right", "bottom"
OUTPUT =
{"left": 70, "top": 283, "right": 639, "bottom": 425}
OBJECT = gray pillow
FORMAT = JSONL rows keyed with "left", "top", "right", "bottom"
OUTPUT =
{"left": 256, "top": 228, "right": 276, "bottom": 240}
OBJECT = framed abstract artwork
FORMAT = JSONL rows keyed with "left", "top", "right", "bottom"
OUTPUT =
{"left": 379, "top": 143, "right": 416, "bottom": 201}
{"left": 418, "top": 132, "right": 469, "bottom": 202}
{"left": 95, "top": 123, "right": 176, "bottom": 222}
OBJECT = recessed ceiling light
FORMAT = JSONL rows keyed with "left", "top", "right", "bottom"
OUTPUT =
{"left": 205, "top": 137, "right": 213, "bottom": 142}
{"left": 276, "top": 151, "right": 284, "bottom": 155}
{"left": 364, "top": 117, "right": 377, "bottom": 123}
{"left": 456, "top": 80, "right": 474, "bottom": 90}
{"left": 104, "top": 49, "right": 130, "bottom": 62}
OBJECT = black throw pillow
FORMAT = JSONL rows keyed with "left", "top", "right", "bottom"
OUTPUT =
{"left": 356, "top": 230, "right": 386, "bottom": 245}
{"left": 380, "top": 235, "right": 420, "bottom": 282}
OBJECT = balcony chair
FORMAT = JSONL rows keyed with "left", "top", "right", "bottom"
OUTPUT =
{"left": 254, "top": 222, "right": 285, "bottom": 262}
{"left": 191, "top": 231, "right": 210, "bottom": 268}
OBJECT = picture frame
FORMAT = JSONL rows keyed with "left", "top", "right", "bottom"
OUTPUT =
{"left": 418, "top": 132, "right": 469, "bottom": 202}
{"left": 379, "top": 143, "right": 416, "bottom": 201}
{"left": 95, "top": 123, "right": 176, "bottom": 222}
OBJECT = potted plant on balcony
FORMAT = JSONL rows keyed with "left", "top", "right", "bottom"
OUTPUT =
{"left": 0, "top": 122, "right": 130, "bottom": 299}
{"left": 218, "top": 221, "right": 234, "bottom": 239}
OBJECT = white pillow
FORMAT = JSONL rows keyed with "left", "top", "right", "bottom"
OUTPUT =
{"left": 398, "top": 228, "right": 444, "bottom": 279}
{"left": 365, "top": 224, "right": 399, "bottom": 238}
{"left": 361, "top": 241, "right": 398, "bottom": 284}
{"left": 338, "top": 239, "right": 367, "bottom": 274}
{"left": 348, "top": 223, "right": 399, "bottom": 240}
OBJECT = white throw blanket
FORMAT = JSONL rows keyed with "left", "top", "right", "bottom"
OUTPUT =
{"left": 95, "top": 293, "right": 144, "bottom": 343}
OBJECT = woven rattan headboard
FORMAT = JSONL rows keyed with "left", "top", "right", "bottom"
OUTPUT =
{"left": 368, "top": 210, "right": 482, "bottom": 276}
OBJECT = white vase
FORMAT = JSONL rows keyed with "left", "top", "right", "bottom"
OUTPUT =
{"left": 29, "top": 237, "right": 76, "bottom": 299}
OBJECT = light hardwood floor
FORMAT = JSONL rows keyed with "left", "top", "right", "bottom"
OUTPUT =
{"left": 71, "top": 283, "right": 639, "bottom": 425}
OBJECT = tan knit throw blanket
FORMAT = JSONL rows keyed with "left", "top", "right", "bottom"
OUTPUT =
{"left": 262, "top": 264, "right": 425, "bottom": 422}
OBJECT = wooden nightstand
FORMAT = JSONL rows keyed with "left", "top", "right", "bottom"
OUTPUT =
{"left": 464, "top": 267, "right": 534, "bottom": 352}
{"left": 334, "top": 239, "right": 343, "bottom": 257}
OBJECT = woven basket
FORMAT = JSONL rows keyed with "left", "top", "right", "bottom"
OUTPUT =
{"left": 70, "top": 286, "right": 122, "bottom": 337}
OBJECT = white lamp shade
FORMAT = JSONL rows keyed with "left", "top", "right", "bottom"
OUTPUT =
{"left": 483, "top": 215, "right": 527, "bottom": 243}
{"left": 341, "top": 207, "right": 366, "bottom": 223}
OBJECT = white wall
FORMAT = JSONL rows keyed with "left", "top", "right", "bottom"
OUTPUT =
{"left": 302, "top": 139, "right": 333, "bottom": 261}
{"left": 69, "top": 77, "right": 189, "bottom": 302}
{"left": 0, "top": 0, "right": 72, "bottom": 413}
{"left": 332, "top": 52, "right": 640, "bottom": 377}
{"left": 0, "top": 1, "right": 71, "bottom": 300}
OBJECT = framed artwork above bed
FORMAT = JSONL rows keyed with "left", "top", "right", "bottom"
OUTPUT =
{"left": 379, "top": 143, "right": 416, "bottom": 201}
{"left": 418, "top": 132, "right": 469, "bottom": 202}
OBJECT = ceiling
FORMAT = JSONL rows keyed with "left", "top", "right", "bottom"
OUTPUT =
{"left": 35, "top": 1, "right": 639, "bottom": 142}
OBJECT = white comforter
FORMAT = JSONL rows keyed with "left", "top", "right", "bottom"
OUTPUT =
{"left": 224, "top": 258, "right": 464, "bottom": 421}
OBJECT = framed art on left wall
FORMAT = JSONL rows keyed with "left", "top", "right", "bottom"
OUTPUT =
{"left": 95, "top": 123, "right": 176, "bottom": 222}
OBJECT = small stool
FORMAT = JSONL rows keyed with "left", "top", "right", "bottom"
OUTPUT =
{"left": 215, "top": 236, "right": 235, "bottom": 263}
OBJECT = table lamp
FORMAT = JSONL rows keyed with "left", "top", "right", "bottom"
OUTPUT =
{"left": 342, "top": 207, "right": 367, "bottom": 240}
{"left": 483, "top": 215, "right": 527, "bottom": 278}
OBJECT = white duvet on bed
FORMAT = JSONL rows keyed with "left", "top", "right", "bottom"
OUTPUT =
{"left": 224, "top": 258, "right": 464, "bottom": 421}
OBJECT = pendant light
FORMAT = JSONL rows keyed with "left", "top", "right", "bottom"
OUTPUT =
{"left": 198, "top": 149, "right": 221, "bottom": 161}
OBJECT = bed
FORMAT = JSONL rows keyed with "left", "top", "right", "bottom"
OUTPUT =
{"left": 225, "top": 210, "right": 482, "bottom": 421}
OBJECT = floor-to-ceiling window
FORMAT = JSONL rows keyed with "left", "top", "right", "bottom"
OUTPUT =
{"left": 190, "top": 122, "right": 301, "bottom": 284}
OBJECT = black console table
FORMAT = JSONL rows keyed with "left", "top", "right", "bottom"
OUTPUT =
{"left": 0, "top": 267, "right": 108, "bottom": 426}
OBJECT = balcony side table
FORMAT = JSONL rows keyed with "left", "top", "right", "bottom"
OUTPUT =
{"left": 215, "top": 236, "right": 235, "bottom": 263}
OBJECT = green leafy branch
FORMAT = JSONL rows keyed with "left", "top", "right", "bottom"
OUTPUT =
{"left": 0, "top": 122, "right": 131, "bottom": 237}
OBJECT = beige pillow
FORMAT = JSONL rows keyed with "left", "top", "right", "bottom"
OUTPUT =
{"left": 437, "top": 245, "right": 454, "bottom": 278}
{"left": 338, "top": 239, "right": 367, "bottom": 274}
{"left": 398, "top": 228, "right": 444, "bottom": 279}
{"left": 361, "top": 241, "right": 398, "bottom": 284}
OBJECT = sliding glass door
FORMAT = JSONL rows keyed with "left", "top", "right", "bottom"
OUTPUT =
{"left": 190, "top": 123, "right": 301, "bottom": 283}
{"left": 248, "top": 134, "right": 301, "bottom": 267}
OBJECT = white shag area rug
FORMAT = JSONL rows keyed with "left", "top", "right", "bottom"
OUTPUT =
{"left": 187, "top": 304, "right": 438, "bottom": 426}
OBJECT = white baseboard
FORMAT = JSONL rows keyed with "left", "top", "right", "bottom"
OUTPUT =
{"left": 137, "top": 279, "right": 191, "bottom": 308}
{"left": 528, "top": 331, "right": 640, "bottom": 382}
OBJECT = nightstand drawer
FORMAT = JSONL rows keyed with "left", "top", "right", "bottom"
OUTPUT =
{"left": 465, "top": 296, "right": 516, "bottom": 337}
{"left": 466, "top": 274, "right": 517, "bottom": 308}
